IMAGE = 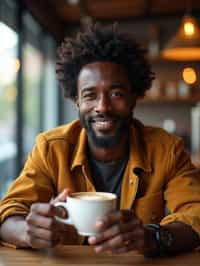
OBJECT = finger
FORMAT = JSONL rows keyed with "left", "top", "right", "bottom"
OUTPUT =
{"left": 26, "top": 212, "right": 69, "bottom": 232}
{"left": 26, "top": 224, "right": 60, "bottom": 242}
{"left": 95, "top": 210, "right": 136, "bottom": 231}
{"left": 26, "top": 213, "right": 55, "bottom": 229}
{"left": 112, "top": 242, "right": 137, "bottom": 254}
{"left": 30, "top": 202, "right": 67, "bottom": 219}
{"left": 30, "top": 203, "right": 57, "bottom": 217}
{"left": 27, "top": 235, "right": 55, "bottom": 249}
{"left": 93, "top": 227, "right": 146, "bottom": 254}
{"left": 94, "top": 231, "right": 134, "bottom": 253}
{"left": 51, "top": 216, "right": 74, "bottom": 232}
{"left": 51, "top": 189, "right": 71, "bottom": 204}
{"left": 88, "top": 219, "right": 140, "bottom": 245}
{"left": 112, "top": 237, "right": 145, "bottom": 254}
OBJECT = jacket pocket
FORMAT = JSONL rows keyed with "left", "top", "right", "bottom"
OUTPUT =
{"left": 133, "top": 191, "right": 165, "bottom": 224}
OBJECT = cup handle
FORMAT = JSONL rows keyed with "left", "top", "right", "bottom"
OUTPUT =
{"left": 54, "top": 202, "right": 73, "bottom": 225}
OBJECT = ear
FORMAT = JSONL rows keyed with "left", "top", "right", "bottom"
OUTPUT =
{"left": 75, "top": 96, "right": 79, "bottom": 109}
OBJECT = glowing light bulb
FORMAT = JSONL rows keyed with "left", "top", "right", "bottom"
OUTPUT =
{"left": 182, "top": 67, "right": 197, "bottom": 84}
{"left": 184, "top": 22, "right": 195, "bottom": 36}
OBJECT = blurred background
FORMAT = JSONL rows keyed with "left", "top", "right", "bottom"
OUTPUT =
{"left": 1, "top": 0, "right": 200, "bottom": 197}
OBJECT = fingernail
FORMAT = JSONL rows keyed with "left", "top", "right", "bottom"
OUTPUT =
{"left": 88, "top": 236, "right": 96, "bottom": 244}
{"left": 96, "top": 220, "right": 104, "bottom": 227}
{"left": 95, "top": 246, "right": 103, "bottom": 253}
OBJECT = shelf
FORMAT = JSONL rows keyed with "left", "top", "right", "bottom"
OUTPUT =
{"left": 149, "top": 57, "right": 176, "bottom": 64}
{"left": 149, "top": 56, "right": 200, "bottom": 65}
{"left": 138, "top": 97, "right": 200, "bottom": 105}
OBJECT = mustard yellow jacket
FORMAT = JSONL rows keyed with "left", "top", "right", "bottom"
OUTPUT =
{"left": 1, "top": 119, "right": 200, "bottom": 245}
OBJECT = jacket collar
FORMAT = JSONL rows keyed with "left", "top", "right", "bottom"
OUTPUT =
{"left": 70, "top": 127, "right": 88, "bottom": 171}
{"left": 70, "top": 120, "right": 152, "bottom": 173}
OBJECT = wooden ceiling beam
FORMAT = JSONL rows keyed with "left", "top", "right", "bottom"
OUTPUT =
{"left": 24, "top": 0, "right": 66, "bottom": 41}
{"left": 47, "top": 0, "right": 200, "bottom": 23}
{"left": 23, "top": 0, "right": 200, "bottom": 37}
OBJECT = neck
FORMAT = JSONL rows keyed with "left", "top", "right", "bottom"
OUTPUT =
{"left": 88, "top": 135, "right": 129, "bottom": 162}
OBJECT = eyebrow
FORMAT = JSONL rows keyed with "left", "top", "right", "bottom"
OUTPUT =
{"left": 80, "top": 87, "right": 96, "bottom": 93}
{"left": 109, "top": 83, "right": 128, "bottom": 90}
{"left": 81, "top": 83, "right": 128, "bottom": 91}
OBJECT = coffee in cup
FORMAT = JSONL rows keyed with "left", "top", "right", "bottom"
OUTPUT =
{"left": 54, "top": 192, "right": 117, "bottom": 236}
{"left": 72, "top": 193, "right": 113, "bottom": 201}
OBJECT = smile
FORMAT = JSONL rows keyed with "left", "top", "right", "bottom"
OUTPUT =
{"left": 92, "top": 119, "right": 116, "bottom": 131}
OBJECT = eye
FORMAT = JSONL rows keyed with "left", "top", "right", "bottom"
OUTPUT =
{"left": 110, "top": 89, "right": 125, "bottom": 98}
{"left": 82, "top": 92, "right": 96, "bottom": 100}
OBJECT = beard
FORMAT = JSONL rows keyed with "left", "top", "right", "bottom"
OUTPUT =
{"left": 79, "top": 111, "right": 131, "bottom": 148}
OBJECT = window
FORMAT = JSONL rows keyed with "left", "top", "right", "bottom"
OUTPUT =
{"left": 22, "top": 42, "right": 43, "bottom": 156}
{"left": 0, "top": 22, "right": 18, "bottom": 195}
{"left": 0, "top": 2, "right": 58, "bottom": 197}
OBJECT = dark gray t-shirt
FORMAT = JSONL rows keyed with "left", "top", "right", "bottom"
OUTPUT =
{"left": 88, "top": 155, "right": 128, "bottom": 209}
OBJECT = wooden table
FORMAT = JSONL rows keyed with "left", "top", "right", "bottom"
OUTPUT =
{"left": 0, "top": 245, "right": 199, "bottom": 266}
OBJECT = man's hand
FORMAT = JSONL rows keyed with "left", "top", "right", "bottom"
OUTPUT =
{"left": 88, "top": 209, "right": 156, "bottom": 254}
{"left": 25, "top": 189, "right": 71, "bottom": 249}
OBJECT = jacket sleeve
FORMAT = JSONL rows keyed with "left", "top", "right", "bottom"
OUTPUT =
{"left": 0, "top": 133, "right": 56, "bottom": 225}
{"left": 0, "top": 133, "right": 84, "bottom": 247}
{"left": 160, "top": 138, "right": 200, "bottom": 236}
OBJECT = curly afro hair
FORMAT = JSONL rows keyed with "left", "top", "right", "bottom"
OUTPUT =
{"left": 56, "top": 22, "right": 154, "bottom": 101}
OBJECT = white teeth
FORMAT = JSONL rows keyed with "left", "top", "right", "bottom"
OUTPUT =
{"left": 96, "top": 121, "right": 111, "bottom": 125}
{"left": 93, "top": 120, "right": 114, "bottom": 130}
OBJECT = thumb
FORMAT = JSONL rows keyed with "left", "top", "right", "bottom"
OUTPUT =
{"left": 51, "top": 188, "right": 71, "bottom": 204}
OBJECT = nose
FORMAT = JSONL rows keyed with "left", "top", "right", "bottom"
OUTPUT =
{"left": 94, "top": 93, "right": 111, "bottom": 113}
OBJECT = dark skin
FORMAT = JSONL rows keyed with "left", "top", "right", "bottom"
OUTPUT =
{"left": 0, "top": 189, "right": 71, "bottom": 248}
{"left": 76, "top": 62, "right": 136, "bottom": 161}
{"left": 76, "top": 62, "right": 199, "bottom": 255}
{"left": 76, "top": 62, "right": 155, "bottom": 254}
{"left": 0, "top": 62, "right": 199, "bottom": 252}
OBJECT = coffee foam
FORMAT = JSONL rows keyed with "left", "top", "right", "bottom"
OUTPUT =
{"left": 75, "top": 195, "right": 109, "bottom": 201}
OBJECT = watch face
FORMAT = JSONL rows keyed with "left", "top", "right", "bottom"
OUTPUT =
{"left": 160, "top": 228, "right": 173, "bottom": 249}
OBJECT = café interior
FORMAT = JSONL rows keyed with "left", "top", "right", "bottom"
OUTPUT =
{"left": 1, "top": 0, "right": 200, "bottom": 197}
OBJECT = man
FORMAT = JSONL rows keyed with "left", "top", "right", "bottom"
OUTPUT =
{"left": 0, "top": 23, "right": 200, "bottom": 256}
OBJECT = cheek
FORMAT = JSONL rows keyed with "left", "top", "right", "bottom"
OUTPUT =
{"left": 112, "top": 101, "right": 134, "bottom": 115}
{"left": 79, "top": 101, "right": 94, "bottom": 114}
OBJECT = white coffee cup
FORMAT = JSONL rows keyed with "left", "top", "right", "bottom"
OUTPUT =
{"left": 54, "top": 192, "right": 117, "bottom": 236}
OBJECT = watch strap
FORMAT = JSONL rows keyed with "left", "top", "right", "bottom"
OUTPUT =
{"left": 145, "top": 223, "right": 173, "bottom": 257}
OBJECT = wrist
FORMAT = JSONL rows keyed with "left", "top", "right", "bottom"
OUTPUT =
{"left": 144, "top": 224, "right": 174, "bottom": 257}
{"left": 143, "top": 225, "right": 160, "bottom": 257}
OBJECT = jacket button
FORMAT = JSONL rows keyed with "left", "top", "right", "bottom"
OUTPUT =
{"left": 151, "top": 212, "right": 157, "bottom": 221}
{"left": 129, "top": 179, "right": 134, "bottom": 185}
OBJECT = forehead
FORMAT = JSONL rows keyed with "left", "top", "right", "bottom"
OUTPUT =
{"left": 77, "top": 62, "right": 130, "bottom": 88}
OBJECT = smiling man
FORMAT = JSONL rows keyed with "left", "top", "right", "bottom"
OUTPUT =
{"left": 0, "top": 23, "right": 200, "bottom": 256}
{"left": 78, "top": 62, "right": 134, "bottom": 154}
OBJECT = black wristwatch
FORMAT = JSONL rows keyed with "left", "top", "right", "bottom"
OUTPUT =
{"left": 146, "top": 224, "right": 174, "bottom": 257}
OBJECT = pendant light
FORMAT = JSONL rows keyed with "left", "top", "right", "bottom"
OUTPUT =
{"left": 161, "top": 2, "right": 200, "bottom": 61}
